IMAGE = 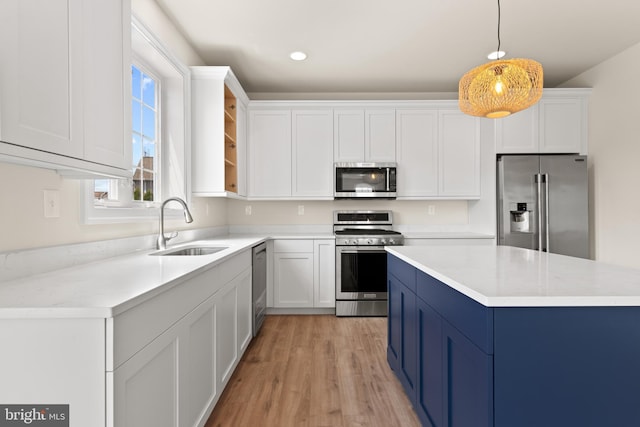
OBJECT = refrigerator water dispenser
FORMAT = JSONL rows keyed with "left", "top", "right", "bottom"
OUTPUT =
{"left": 510, "top": 203, "right": 532, "bottom": 233}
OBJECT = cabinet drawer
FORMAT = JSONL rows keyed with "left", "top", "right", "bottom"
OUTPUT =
{"left": 273, "top": 239, "right": 313, "bottom": 253}
{"left": 417, "top": 271, "right": 493, "bottom": 354}
{"left": 387, "top": 254, "right": 416, "bottom": 293}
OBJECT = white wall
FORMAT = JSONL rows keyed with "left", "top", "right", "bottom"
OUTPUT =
{"left": 562, "top": 42, "right": 640, "bottom": 269}
{"left": 0, "top": 0, "right": 226, "bottom": 253}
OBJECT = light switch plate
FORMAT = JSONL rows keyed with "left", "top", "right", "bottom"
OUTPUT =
{"left": 43, "top": 190, "right": 60, "bottom": 218}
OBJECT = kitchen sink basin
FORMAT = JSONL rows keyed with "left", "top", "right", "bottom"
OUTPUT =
{"left": 151, "top": 246, "right": 229, "bottom": 256}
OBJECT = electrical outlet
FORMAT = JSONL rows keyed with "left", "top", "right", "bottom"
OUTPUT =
{"left": 245, "top": 205, "right": 252, "bottom": 215}
{"left": 43, "top": 190, "right": 60, "bottom": 218}
{"left": 298, "top": 205, "right": 304, "bottom": 215}
{"left": 427, "top": 205, "right": 436, "bottom": 216}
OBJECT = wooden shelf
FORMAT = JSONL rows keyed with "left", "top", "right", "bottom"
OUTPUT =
{"left": 224, "top": 84, "right": 237, "bottom": 194}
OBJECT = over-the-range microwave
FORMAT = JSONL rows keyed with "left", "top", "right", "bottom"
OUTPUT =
{"left": 334, "top": 162, "right": 397, "bottom": 199}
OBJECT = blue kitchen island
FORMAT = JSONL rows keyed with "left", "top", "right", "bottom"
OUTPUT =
{"left": 386, "top": 245, "right": 640, "bottom": 427}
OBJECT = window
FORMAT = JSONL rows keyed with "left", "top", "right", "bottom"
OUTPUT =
{"left": 84, "top": 16, "right": 190, "bottom": 223}
{"left": 131, "top": 65, "right": 159, "bottom": 202}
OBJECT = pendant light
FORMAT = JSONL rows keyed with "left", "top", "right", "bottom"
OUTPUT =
{"left": 458, "top": 0, "right": 543, "bottom": 118}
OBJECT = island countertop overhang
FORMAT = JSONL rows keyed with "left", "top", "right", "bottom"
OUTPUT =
{"left": 386, "top": 245, "right": 640, "bottom": 307}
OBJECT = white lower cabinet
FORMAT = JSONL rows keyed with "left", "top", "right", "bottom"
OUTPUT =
{"left": 109, "top": 250, "right": 252, "bottom": 427}
{"left": 273, "top": 240, "right": 314, "bottom": 307}
{"left": 112, "top": 322, "right": 182, "bottom": 427}
{"left": 314, "top": 240, "right": 336, "bottom": 307}
{"left": 272, "top": 239, "right": 335, "bottom": 309}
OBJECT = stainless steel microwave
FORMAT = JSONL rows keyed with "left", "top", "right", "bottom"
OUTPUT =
{"left": 334, "top": 162, "right": 397, "bottom": 199}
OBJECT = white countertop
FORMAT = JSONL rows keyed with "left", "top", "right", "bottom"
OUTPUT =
{"left": 387, "top": 245, "right": 640, "bottom": 307}
{"left": 0, "top": 236, "right": 269, "bottom": 319}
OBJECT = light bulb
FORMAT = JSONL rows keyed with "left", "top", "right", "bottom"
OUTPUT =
{"left": 494, "top": 78, "right": 504, "bottom": 94}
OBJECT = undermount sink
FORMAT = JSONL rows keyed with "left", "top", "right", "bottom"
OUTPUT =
{"left": 151, "top": 246, "right": 229, "bottom": 256}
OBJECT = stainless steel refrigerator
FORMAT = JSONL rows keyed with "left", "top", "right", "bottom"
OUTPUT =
{"left": 497, "top": 154, "right": 589, "bottom": 258}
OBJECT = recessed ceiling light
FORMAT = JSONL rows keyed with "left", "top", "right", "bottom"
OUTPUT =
{"left": 487, "top": 50, "right": 506, "bottom": 60}
{"left": 289, "top": 51, "right": 307, "bottom": 61}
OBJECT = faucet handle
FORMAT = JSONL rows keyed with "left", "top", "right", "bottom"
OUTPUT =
{"left": 165, "top": 231, "right": 178, "bottom": 242}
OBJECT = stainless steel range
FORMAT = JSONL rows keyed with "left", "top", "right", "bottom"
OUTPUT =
{"left": 334, "top": 210, "right": 404, "bottom": 317}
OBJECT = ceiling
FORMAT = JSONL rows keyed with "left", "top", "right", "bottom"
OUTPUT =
{"left": 155, "top": 0, "right": 640, "bottom": 96}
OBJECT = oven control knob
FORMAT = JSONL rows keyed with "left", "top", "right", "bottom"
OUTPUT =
{"left": 366, "top": 239, "right": 372, "bottom": 245}
{"left": 351, "top": 240, "right": 358, "bottom": 245}
{"left": 381, "top": 238, "right": 387, "bottom": 245}
{"left": 389, "top": 238, "right": 396, "bottom": 245}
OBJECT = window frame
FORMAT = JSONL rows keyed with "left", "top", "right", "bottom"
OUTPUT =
{"left": 82, "top": 15, "right": 191, "bottom": 224}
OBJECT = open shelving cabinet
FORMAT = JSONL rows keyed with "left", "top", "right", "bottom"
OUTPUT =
{"left": 224, "top": 85, "right": 237, "bottom": 193}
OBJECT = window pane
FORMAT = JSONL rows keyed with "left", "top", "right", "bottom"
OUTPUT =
{"left": 132, "top": 66, "right": 141, "bottom": 100}
{"left": 132, "top": 173, "right": 141, "bottom": 201}
{"left": 142, "top": 73, "right": 155, "bottom": 106}
{"left": 132, "top": 99, "right": 142, "bottom": 134}
{"left": 142, "top": 106, "right": 156, "bottom": 139}
{"left": 132, "top": 134, "right": 142, "bottom": 168}
{"left": 143, "top": 137, "right": 156, "bottom": 158}
{"left": 95, "top": 179, "right": 110, "bottom": 201}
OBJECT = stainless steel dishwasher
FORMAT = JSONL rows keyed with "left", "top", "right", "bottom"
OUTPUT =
{"left": 252, "top": 242, "right": 267, "bottom": 336}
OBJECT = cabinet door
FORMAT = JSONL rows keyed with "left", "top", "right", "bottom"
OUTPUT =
{"left": 235, "top": 268, "right": 253, "bottom": 353}
{"left": 396, "top": 109, "right": 438, "bottom": 197}
{"left": 273, "top": 252, "right": 314, "bottom": 307}
{"left": 314, "top": 240, "right": 336, "bottom": 308}
{"left": 0, "top": 0, "right": 84, "bottom": 158}
{"left": 365, "top": 109, "right": 396, "bottom": 162}
{"left": 442, "top": 321, "right": 493, "bottom": 427}
{"left": 215, "top": 278, "right": 238, "bottom": 389}
{"left": 248, "top": 109, "right": 292, "bottom": 197}
{"left": 438, "top": 110, "right": 481, "bottom": 197}
{"left": 416, "top": 299, "right": 443, "bottom": 427}
{"left": 539, "top": 97, "right": 583, "bottom": 153}
{"left": 387, "top": 274, "right": 417, "bottom": 403}
{"left": 182, "top": 296, "right": 217, "bottom": 427}
{"left": 334, "top": 109, "right": 365, "bottom": 162}
{"left": 82, "top": 0, "right": 130, "bottom": 169}
{"left": 292, "top": 110, "right": 334, "bottom": 197}
{"left": 495, "top": 106, "right": 539, "bottom": 154}
{"left": 113, "top": 323, "right": 181, "bottom": 427}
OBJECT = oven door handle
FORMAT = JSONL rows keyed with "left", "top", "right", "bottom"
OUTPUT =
{"left": 337, "top": 247, "right": 386, "bottom": 254}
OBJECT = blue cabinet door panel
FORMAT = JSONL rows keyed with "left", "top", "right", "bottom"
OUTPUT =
{"left": 443, "top": 321, "right": 493, "bottom": 427}
{"left": 494, "top": 307, "right": 640, "bottom": 427}
{"left": 387, "top": 275, "right": 402, "bottom": 371}
{"left": 417, "top": 271, "right": 493, "bottom": 354}
{"left": 388, "top": 274, "right": 417, "bottom": 403}
{"left": 417, "top": 299, "right": 443, "bottom": 427}
{"left": 388, "top": 253, "right": 417, "bottom": 293}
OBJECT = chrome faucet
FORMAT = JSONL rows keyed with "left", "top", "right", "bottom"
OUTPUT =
{"left": 157, "top": 197, "right": 194, "bottom": 250}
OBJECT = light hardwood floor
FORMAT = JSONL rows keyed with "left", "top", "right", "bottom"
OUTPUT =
{"left": 205, "top": 315, "right": 420, "bottom": 427}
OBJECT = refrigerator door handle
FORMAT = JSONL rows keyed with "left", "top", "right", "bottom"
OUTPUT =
{"left": 536, "top": 173, "right": 543, "bottom": 252}
{"left": 544, "top": 173, "right": 550, "bottom": 253}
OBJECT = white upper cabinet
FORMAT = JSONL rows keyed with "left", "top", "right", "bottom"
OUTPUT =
{"left": 191, "top": 66, "right": 249, "bottom": 197}
{"left": 395, "top": 105, "right": 481, "bottom": 199}
{"left": 538, "top": 96, "right": 584, "bottom": 153}
{"left": 334, "top": 110, "right": 364, "bottom": 162}
{"left": 496, "top": 89, "right": 590, "bottom": 154}
{"left": 292, "top": 109, "right": 334, "bottom": 198}
{"left": 396, "top": 109, "right": 439, "bottom": 197}
{"left": 334, "top": 109, "right": 396, "bottom": 162}
{"left": 438, "top": 109, "right": 481, "bottom": 197}
{"left": 248, "top": 109, "right": 292, "bottom": 198}
{"left": 494, "top": 105, "right": 539, "bottom": 153}
{"left": 0, "top": 0, "right": 131, "bottom": 177}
